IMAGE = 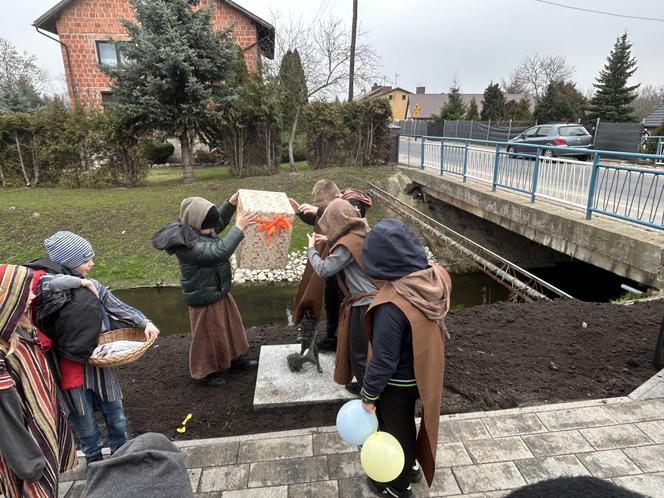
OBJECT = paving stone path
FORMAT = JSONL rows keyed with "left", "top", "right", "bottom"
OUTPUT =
{"left": 56, "top": 368, "right": 664, "bottom": 497}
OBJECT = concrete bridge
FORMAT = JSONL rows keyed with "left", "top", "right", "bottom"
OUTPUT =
{"left": 398, "top": 165, "right": 664, "bottom": 291}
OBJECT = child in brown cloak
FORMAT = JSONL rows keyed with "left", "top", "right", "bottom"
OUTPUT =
{"left": 360, "top": 219, "right": 451, "bottom": 497}
{"left": 305, "top": 199, "right": 377, "bottom": 394}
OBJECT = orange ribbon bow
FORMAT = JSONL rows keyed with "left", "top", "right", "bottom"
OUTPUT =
{"left": 256, "top": 215, "right": 293, "bottom": 249}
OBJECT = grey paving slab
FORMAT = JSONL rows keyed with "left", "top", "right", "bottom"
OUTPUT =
{"left": 640, "top": 382, "right": 664, "bottom": 400}
{"left": 481, "top": 414, "right": 548, "bottom": 438}
{"left": 536, "top": 406, "right": 618, "bottom": 432}
{"left": 63, "top": 481, "right": 85, "bottom": 498}
{"left": 58, "top": 481, "right": 73, "bottom": 498}
{"left": 428, "top": 467, "right": 462, "bottom": 496}
{"left": 436, "top": 442, "right": 473, "bottom": 468}
{"left": 189, "top": 468, "right": 203, "bottom": 493}
{"left": 60, "top": 460, "right": 86, "bottom": 482}
{"left": 238, "top": 435, "right": 313, "bottom": 463}
{"left": 623, "top": 444, "right": 664, "bottom": 473}
{"left": 522, "top": 430, "right": 594, "bottom": 457}
{"left": 253, "top": 345, "right": 355, "bottom": 408}
{"left": 287, "top": 480, "right": 338, "bottom": 498}
{"left": 452, "top": 462, "right": 526, "bottom": 494}
{"left": 612, "top": 472, "right": 664, "bottom": 497}
{"left": 222, "top": 486, "right": 288, "bottom": 498}
{"left": 326, "top": 451, "right": 364, "bottom": 479}
{"left": 184, "top": 442, "right": 239, "bottom": 467}
{"left": 580, "top": 424, "right": 653, "bottom": 450}
{"left": 200, "top": 464, "right": 250, "bottom": 492}
{"left": 464, "top": 437, "right": 534, "bottom": 464}
{"left": 439, "top": 419, "right": 492, "bottom": 443}
{"left": 637, "top": 420, "right": 664, "bottom": 444}
{"left": 312, "top": 431, "right": 357, "bottom": 455}
{"left": 576, "top": 450, "right": 643, "bottom": 478}
{"left": 247, "top": 456, "right": 329, "bottom": 487}
{"left": 193, "top": 493, "right": 222, "bottom": 498}
{"left": 629, "top": 368, "right": 664, "bottom": 400}
{"left": 604, "top": 399, "right": 664, "bottom": 423}
{"left": 337, "top": 477, "right": 376, "bottom": 498}
{"left": 514, "top": 454, "right": 590, "bottom": 483}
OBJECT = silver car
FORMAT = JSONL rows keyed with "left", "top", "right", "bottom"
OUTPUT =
{"left": 507, "top": 124, "right": 593, "bottom": 160}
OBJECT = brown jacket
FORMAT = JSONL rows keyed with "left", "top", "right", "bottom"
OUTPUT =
{"left": 292, "top": 222, "right": 327, "bottom": 324}
{"left": 364, "top": 278, "right": 447, "bottom": 487}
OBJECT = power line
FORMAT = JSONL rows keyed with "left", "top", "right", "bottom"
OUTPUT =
{"left": 534, "top": 0, "right": 664, "bottom": 22}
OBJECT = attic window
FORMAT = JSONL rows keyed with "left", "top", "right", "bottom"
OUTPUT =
{"left": 401, "top": 94, "right": 406, "bottom": 100}
{"left": 388, "top": 95, "right": 393, "bottom": 100}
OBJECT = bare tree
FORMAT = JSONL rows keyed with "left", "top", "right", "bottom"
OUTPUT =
{"left": 265, "top": 14, "right": 378, "bottom": 171}
{"left": 508, "top": 54, "right": 574, "bottom": 101}
{"left": 632, "top": 84, "right": 664, "bottom": 119}
{"left": 0, "top": 38, "right": 47, "bottom": 91}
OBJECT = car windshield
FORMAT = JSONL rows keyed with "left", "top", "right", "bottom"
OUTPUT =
{"left": 559, "top": 126, "right": 589, "bottom": 137}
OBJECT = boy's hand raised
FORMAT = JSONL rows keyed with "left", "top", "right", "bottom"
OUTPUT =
{"left": 229, "top": 191, "right": 240, "bottom": 207}
{"left": 299, "top": 203, "right": 318, "bottom": 216}
{"left": 236, "top": 211, "right": 258, "bottom": 231}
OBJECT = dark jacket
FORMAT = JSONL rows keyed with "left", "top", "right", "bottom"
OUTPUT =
{"left": 360, "top": 219, "right": 429, "bottom": 397}
{"left": 153, "top": 201, "right": 244, "bottom": 307}
{"left": 24, "top": 258, "right": 103, "bottom": 362}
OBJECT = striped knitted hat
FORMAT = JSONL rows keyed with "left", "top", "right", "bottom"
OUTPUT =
{"left": 0, "top": 264, "right": 33, "bottom": 342}
{"left": 44, "top": 231, "right": 95, "bottom": 270}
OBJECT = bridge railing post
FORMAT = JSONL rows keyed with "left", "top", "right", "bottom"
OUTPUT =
{"left": 585, "top": 152, "right": 601, "bottom": 220}
{"left": 439, "top": 138, "right": 445, "bottom": 176}
{"left": 462, "top": 140, "right": 469, "bottom": 182}
{"left": 491, "top": 142, "right": 501, "bottom": 191}
{"left": 407, "top": 137, "right": 411, "bottom": 166}
{"left": 420, "top": 137, "right": 425, "bottom": 170}
{"left": 530, "top": 148, "right": 541, "bottom": 202}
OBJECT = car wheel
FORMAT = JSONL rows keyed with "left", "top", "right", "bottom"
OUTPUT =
{"left": 506, "top": 146, "right": 514, "bottom": 154}
{"left": 543, "top": 149, "right": 554, "bottom": 158}
{"left": 577, "top": 154, "right": 591, "bottom": 161}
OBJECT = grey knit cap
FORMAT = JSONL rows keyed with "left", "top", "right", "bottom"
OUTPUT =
{"left": 44, "top": 231, "right": 95, "bottom": 270}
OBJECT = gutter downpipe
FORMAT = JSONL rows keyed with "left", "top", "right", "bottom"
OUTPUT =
{"left": 35, "top": 26, "right": 78, "bottom": 100}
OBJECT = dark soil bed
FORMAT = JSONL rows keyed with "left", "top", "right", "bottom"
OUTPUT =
{"left": 118, "top": 299, "right": 664, "bottom": 441}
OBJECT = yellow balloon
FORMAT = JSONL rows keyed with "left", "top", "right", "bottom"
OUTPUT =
{"left": 360, "top": 432, "right": 405, "bottom": 483}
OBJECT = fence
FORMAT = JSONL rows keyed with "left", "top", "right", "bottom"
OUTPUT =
{"left": 397, "top": 135, "right": 664, "bottom": 230}
{"left": 393, "top": 119, "right": 646, "bottom": 155}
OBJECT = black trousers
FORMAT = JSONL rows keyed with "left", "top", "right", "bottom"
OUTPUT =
{"left": 324, "top": 276, "right": 342, "bottom": 337}
{"left": 350, "top": 305, "right": 369, "bottom": 386}
{"left": 376, "top": 384, "right": 420, "bottom": 491}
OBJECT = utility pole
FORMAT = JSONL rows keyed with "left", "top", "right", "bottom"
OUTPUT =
{"left": 348, "top": 0, "right": 358, "bottom": 101}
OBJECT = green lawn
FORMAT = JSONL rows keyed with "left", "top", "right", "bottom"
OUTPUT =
{"left": 0, "top": 163, "right": 395, "bottom": 288}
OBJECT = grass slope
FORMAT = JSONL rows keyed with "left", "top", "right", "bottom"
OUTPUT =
{"left": 0, "top": 164, "right": 395, "bottom": 288}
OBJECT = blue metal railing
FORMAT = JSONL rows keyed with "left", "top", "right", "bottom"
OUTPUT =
{"left": 397, "top": 135, "right": 664, "bottom": 230}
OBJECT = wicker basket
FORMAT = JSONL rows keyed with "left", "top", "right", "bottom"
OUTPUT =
{"left": 87, "top": 327, "right": 156, "bottom": 368}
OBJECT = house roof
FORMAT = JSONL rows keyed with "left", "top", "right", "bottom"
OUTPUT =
{"left": 406, "top": 92, "right": 534, "bottom": 119}
{"left": 356, "top": 86, "right": 413, "bottom": 101}
{"left": 33, "top": 0, "right": 275, "bottom": 58}
{"left": 643, "top": 103, "right": 664, "bottom": 128}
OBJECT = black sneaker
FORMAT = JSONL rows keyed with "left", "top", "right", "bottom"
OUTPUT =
{"left": 85, "top": 453, "right": 103, "bottom": 465}
{"left": 198, "top": 373, "right": 226, "bottom": 386}
{"left": 317, "top": 336, "right": 337, "bottom": 351}
{"left": 229, "top": 356, "right": 258, "bottom": 372}
{"left": 410, "top": 462, "right": 423, "bottom": 483}
{"left": 367, "top": 478, "right": 413, "bottom": 498}
{"left": 345, "top": 381, "right": 361, "bottom": 395}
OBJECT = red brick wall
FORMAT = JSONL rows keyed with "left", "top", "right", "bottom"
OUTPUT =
{"left": 55, "top": 0, "right": 261, "bottom": 107}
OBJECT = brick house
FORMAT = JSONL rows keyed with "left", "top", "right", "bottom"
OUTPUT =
{"left": 33, "top": 0, "right": 274, "bottom": 107}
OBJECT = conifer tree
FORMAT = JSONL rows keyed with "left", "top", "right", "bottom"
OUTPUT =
{"left": 433, "top": 85, "right": 467, "bottom": 121}
{"left": 480, "top": 82, "right": 505, "bottom": 120}
{"left": 104, "top": 0, "right": 238, "bottom": 184}
{"left": 588, "top": 33, "right": 640, "bottom": 122}
{"left": 465, "top": 97, "right": 480, "bottom": 120}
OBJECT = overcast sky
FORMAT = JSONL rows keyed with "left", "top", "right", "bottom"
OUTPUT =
{"left": 3, "top": 0, "right": 663, "bottom": 96}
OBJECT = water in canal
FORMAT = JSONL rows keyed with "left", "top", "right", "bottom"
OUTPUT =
{"left": 115, "top": 272, "right": 509, "bottom": 336}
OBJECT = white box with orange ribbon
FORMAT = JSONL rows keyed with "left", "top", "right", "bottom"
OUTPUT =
{"left": 236, "top": 189, "right": 295, "bottom": 270}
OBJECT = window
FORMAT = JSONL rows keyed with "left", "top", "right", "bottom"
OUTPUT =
{"left": 388, "top": 95, "right": 393, "bottom": 100}
{"left": 401, "top": 95, "right": 406, "bottom": 100}
{"left": 96, "top": 41, "right": 120, "bottom": 67}
{"left": 559, "top": 126, "right": 589, "bottom": 137}
{"left": 100, "top": 91, "right": 117, "bottom": 107}
{"left": 523, "top": 127, "right": 539, "bottom": 138}
{"left": 537, "top": 126, "right": 553, "bottom": 137}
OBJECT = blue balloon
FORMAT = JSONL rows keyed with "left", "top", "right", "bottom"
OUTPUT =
{"left": 336, "top": 399, "right": 379, "bottom": 446}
